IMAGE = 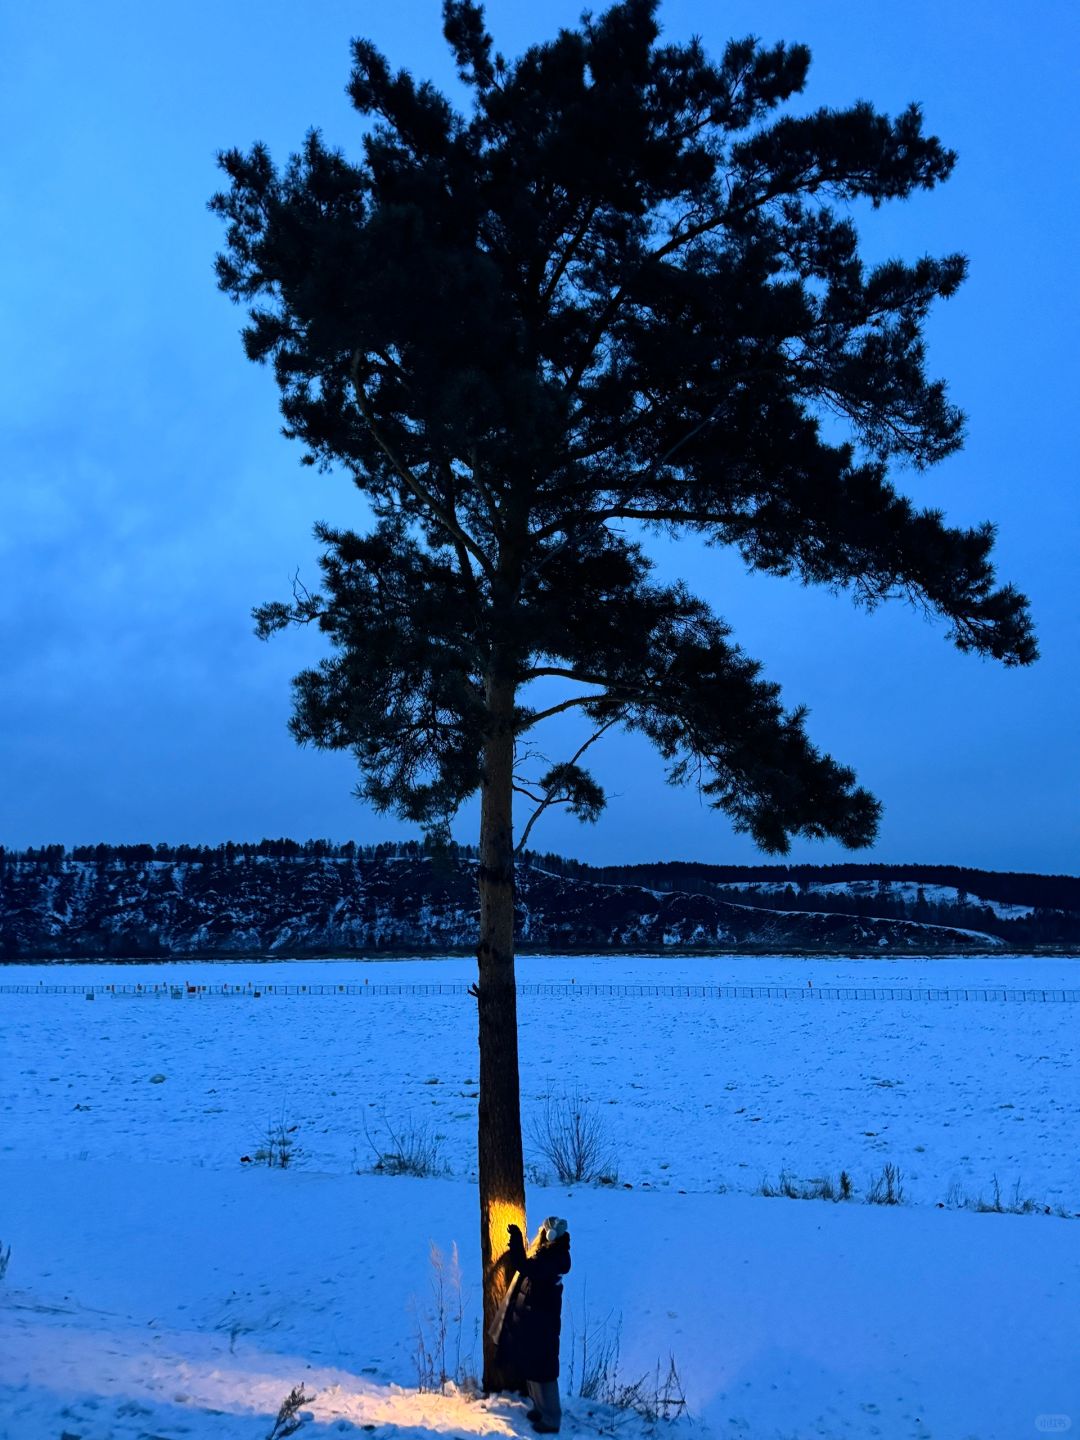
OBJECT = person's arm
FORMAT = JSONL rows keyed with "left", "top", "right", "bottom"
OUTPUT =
{"left": 506, "top": 1223, "right": 528, "bottom": 1271}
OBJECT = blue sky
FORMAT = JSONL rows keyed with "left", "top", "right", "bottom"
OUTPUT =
{"left": 1, "top": 1, "right": 1077, "bottom": 871}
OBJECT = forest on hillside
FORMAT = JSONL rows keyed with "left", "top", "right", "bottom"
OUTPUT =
{"left": 5, "top": 839, "right": 1078, "bottom": 907}
{"left": 2, "top": 841, "right": 1077, "bottom": 949}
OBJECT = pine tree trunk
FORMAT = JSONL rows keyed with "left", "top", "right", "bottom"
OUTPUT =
{"left": 477, "top": 674, "right": 527, "bottom": 1393}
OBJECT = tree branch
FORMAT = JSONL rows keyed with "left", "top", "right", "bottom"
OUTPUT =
{"left": 468, "top": 448, "right": 504, "bottom": 542}
{"left": 350, "top": 352, "right": 495, "bottom": 576}
{"left": 522, "top": 666, "right": 601, "bottom": 683}
{"left": 518, "top": 693, "right": 604, "bottom": 728}
{"left": 527, "top": 373, "right": 782, "bottom": 555}
{"left": 562, "top": 179, "right": 806, "bottom": 400}
{"left": 539, "top": 200, "right": 599, "bottom": 311}
{"left": 515, "top": 714, "right": 623, "bottom": 853}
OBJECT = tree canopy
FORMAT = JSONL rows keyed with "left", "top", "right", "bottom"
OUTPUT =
{"left": 212, "top": 0, "right": 1034, "bottom": 857}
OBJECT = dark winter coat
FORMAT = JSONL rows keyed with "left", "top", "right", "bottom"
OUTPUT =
{"left": 497, "top": 1229, "right": 571, "bottom": 1383}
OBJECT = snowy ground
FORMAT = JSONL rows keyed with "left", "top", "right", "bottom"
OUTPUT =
{"left": 2, "top": 955, "right": 1079, "bottom": 1439}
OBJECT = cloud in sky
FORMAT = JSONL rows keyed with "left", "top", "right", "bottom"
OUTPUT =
{"left": 1, "top": 0, "right": 1077, "bottom": 870}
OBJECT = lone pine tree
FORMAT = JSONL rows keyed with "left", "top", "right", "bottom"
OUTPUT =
{"left": 212, "top": 0, "right": 1035, "bottom": 1388}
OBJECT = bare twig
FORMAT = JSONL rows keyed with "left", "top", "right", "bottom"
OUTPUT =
{"left": 516, "top": 716, "right": 622, "bottom": 853}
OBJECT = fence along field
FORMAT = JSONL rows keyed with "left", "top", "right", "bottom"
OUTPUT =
{"left": 4, "top": 980, "right": 1078, "bottom": 1001}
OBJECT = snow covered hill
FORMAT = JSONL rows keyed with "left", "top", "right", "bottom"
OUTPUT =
{"left": 711, "top": 877, "right": 1035, "bottom": 918}
{"left": 0, "top": 853, "right": 1011, "bottom": 958}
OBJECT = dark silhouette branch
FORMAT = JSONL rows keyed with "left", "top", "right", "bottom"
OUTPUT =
{"left": 351, "top": 352, "right": 495, "bottom": 577}
{"left": 520, "top": 694, "right": 604, "bottom": 727}
{"left": 515, "top": 715, "right": 623, "bottom": 853}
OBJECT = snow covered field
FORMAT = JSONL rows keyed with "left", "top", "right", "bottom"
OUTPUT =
{"left": 5, "top": 955, "right": 1078, "bottom": 1206}
{"left": 3, "top": 955, "right": 1079, "bottom": 1439}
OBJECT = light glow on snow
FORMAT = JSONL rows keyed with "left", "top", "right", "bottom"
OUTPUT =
{"left": 4, "top": 1316, "right": 519, "bottom": 1435}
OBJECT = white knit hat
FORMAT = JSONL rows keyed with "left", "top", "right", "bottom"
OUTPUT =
{"left": 542, "top": 1215, "right": 568, "bottom": 1240}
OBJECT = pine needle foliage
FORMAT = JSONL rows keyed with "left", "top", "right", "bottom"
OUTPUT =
{"left": 212, "top": 0, "right": 1035, "bottom": 854}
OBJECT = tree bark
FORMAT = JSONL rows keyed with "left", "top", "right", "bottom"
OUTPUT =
{"left": 477, "top": 672, "right": 527, "bottom": 1393}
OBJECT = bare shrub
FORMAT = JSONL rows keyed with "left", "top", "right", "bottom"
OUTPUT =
{"left": 945, "top": 1175, "right": 1053, "bottom": 1216}
{"left": 412, "top": 1241, "right": 478, "bottom": 1393}
{"left": 945, "top": 1178, "right": 966, "bottom": 1208}
{"left": 651, "top": 1355, "right": 689, "bottom": 1422}
{"left": 614, "top": 1356, "right": 688, "bottom": 1424}
{"left": 364, "top": 1114, "right": 447, "bottom": 1177}
{"left": 758, "top": 1169, "right": 853, "bottom": 1202}
{"left": 974, "top": 1175, "right": 1005, "bottom": 1213}
{"left": 530, "top": 1092, "right": 612, "bottom": 1184}
{"left": 568, "top": 1300, "right": 688, "bottom": 1426}
{"left": 867, "top": 1163, "right": 904, "bottom": 1205}
{"left": 253, "top": 1107, "right": 300, "bottom": 1169}
{"left": 575, "top": 1311, "right": 622, "bottom": 1401}
{"left": 266, "top": 1384, "right": 314, "bottom": 1439}
{"left": 525, "top": 1160, "right": 548, "bottom": 1187}
{"left": 1008, "top": 1178, "right": 1041, "bottom": 1214}
{"left": 806, "top": 1175, "right": 837, "bottom": 1201}
{"left": 758, "top": 1172, "right": 779, "bottom": 1198}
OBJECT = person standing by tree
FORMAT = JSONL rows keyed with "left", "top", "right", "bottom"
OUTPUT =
{"left": 495, "top": 1218, "right": 571, "bottom": 1431}
{"left": 211, "top": 0, "right": 1036, "bottom": 1387}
